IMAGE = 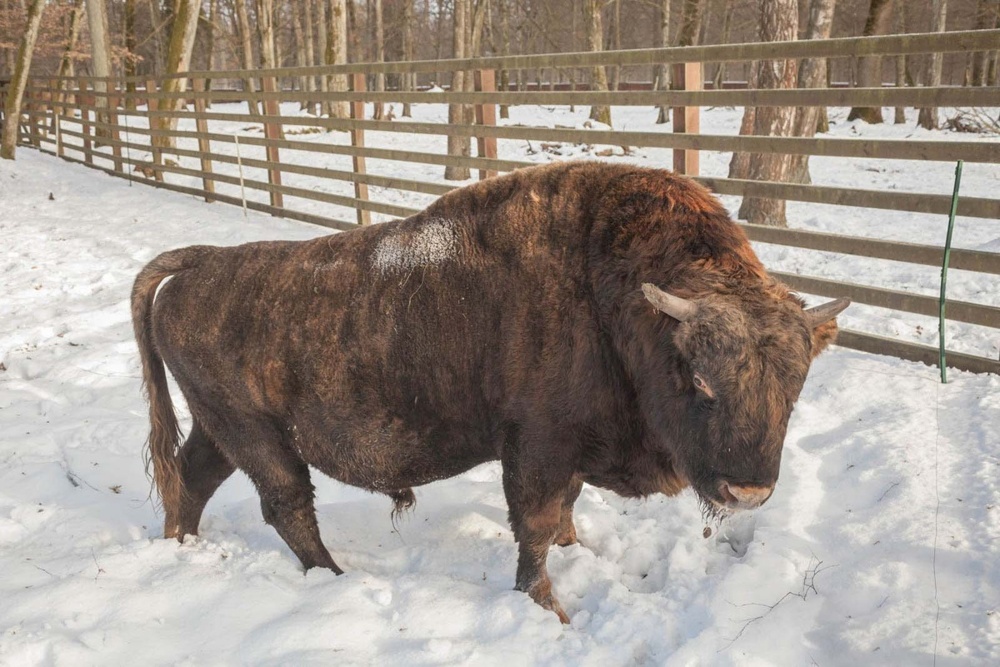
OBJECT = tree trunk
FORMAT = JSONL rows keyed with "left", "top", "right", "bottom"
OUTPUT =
{"left": 586, "top": 0, "right": 611, "bottom": 126}
{"left": 401, "top": 0, "right": 414, "bottom": 116}
{"left": 256, "top": 0, "right": 277, "bottom": 70}
{"left": 1, "top": 0, "right": 45, "bottom": 160}
{"left": 655, "top": 0, "right": 670, "bottom": 124}
{"left": 893, "top": 1, "right": 906, "bottom": 123}
{"left": 917, "top": 0, "right": 948, "bottom": 130}
{"left": 735, "top": 0, "right": 799, "bottom": 227}
{"left": 847, "top": 0, "right": 894, "bottom": 123}
{"left": 234, "top": 0, "right": 260, "bottom": 116}
{"left": 202, "top": 0, "right": 216, "bottom": 108}
{"left": 301, "top": 0, "right": 316, "bottom": 113}
{"left": 372, "top": 0, "right": 385, "bottom": 120}
{"left": 608, "top": 0, "right": 621, "bottom": 91}
{"left": 146, "top": 0, "right": 167, "bottom": 75}
{"left": 86, "top": 0, "right": 113, "bottom": 140}
{"left": 314, "top": 0, "right": 328, "bottom": 108}
{"left": 677, "top": 0, "right": 705, "bottom": 48}
{"left": 152, "top": 0, "right": 201, "bottom": 153}
{"left": 347, "top": 0, "right": 362, "bottom": 64}
{"left": 713, "top": 7, "right": 732, "bottom": 89}
{"left": 971, "top": 0, "right": 999, "bottom": 85}
{"left": 498, "top": 0, "right": 510, "bottom": 119}
{"left": 326, "top": 0, "right": 349, "bottom": 120}
{"left": 445, "top": 0, "right": 471, "bottom": 180}
{"left": 123, "top": 0, "right": 137, "bottom": 110}
{"left": 292, "top": 0, "right": 308, "bottom": 109}
{"left": 788, "top": 0, "right": 837, "bottom": 184}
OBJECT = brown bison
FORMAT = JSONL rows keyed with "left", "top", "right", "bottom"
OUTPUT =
{"left": 132, "top": 161, "right": 847, "bottom": 622}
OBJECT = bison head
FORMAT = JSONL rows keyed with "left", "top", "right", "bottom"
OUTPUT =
{"left": 639, "top": 283, "right": 848, "bottom": 515}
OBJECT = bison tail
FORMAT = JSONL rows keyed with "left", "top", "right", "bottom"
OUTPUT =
{"left": 131, "top": 247, "right": 210, "bottom": 519}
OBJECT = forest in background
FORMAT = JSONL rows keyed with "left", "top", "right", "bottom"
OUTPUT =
{"left": 2, "top": 1, "right": 998, "bottom": 223}
{"left": 2, "top": 1, "right": 998, "bottom": 93}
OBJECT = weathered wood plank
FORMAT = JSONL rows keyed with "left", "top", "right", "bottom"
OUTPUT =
{"left": 772, "top": 271, "right": 1000, "bottom": 328}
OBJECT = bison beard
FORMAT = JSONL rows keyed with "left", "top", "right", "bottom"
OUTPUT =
{"left": 132, "top": 162, "right": 848, "bottom": 623}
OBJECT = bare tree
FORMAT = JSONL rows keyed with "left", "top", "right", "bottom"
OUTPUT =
{"left": 732, "top": 0, "right": 799, "bottom": 227}
{"left": 917, "top": 0, "right": 948, "bottom": 129}
{"left": 301, "top": 0, "right": 317, "bottom": 111}
{"left": 971, "top": 0, "right": 1000, "bottom": 85}
{"left": 372, "top": 0, "right": 385, "bottom": 120}
{"left": 234, "top": 0, "right": 260, "bottom": 115}
{"left": 327, "top": 0, "right": 349, "bottom": 120}
{"left": 847, "top": 0, "right": 894, "bottom": 124}
{"left": 86, "top": 0, "right": 113, "bottom": 139}
{"left": 445, "top": 0, "right": 471, "bottom": 179}
{"left": 1, "top": 0, "right": 45, "bottom": 159}
{"left": 498, "top": 0, "right": 511, "bottom": 119}
{"left": 57, "top": 0, "right": 86, "bottom": 80}
{"left": 315, "top": 0, "right": 328, "bottom": 104}
{"left": 893, "top": 1, "right": 906, "bottom": 124}
{"left": 586, "top": 0, "right": 611, "bottom": 126}
{"left": 788, "top": 0, "right": 837, "bottom": 184}
{"left": 291, "top": 0, "right": 308, "bottom": 108}
{"left": 401, "top": 0, "right": 414, "bottom": 116}
{"left": 256, "top": 0, "right": 277, "bottom": 69}
{"left": 676, "top": 0, "right": 705, "bottom": 48}
{"left": 152, "top": 0, "right": 201, "bottom": 153}
{"left": 654, "top": 0, "right": 670, "bottom": 124}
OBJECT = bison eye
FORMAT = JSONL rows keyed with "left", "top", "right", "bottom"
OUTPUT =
{"left": 693, "top": 373, "right": 714, "bottom": 398}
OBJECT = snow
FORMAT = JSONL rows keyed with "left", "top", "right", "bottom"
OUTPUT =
{"left": 1, "top": 105, "right": 999, "bottom": 665}
{"left": 372, "top": 218, "right": 460, "bottom": 275}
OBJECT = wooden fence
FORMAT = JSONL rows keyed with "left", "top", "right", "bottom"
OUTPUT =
{"left": 15, "top": 28, "right": 1000, "bottom": 374}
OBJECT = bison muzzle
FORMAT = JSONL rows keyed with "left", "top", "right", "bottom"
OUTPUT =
{"left": 132, "top": 162, "right": 848, "bottom": 623}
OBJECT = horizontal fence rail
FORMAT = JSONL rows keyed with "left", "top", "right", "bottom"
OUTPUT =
{"left": 15, "top": 29, "right": 1000, "bottom": 375}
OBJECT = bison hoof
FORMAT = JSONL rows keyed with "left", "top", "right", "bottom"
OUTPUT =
{"left": 553, "top": 527, "right": 578, "bottom": 547}
{"left": 524, "top": 580, "right": 571, "bottom": 624}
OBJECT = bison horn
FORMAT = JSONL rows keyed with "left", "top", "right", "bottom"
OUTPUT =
{"left": 641, "top": 283, "right": 698, "bottom": 322}
{"left": 804, "top": 297, "right": 851, "bottom": 329}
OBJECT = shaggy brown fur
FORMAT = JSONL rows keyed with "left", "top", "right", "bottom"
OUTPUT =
{"left": 132, "top": 161, "right": 846, "bottom": 622}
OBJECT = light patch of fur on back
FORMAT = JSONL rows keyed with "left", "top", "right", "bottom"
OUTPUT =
{"left": 371, "top": 218, "right": 458, "bottom": 275}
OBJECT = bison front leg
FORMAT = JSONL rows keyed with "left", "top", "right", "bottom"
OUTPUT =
{"left": 553, "top": 477, "right": 583, "bottom": 547}
{"left": 502, "top": 459, "right": 572, "bottom": 623}
{"left": 511, "top": 495, "right": 569, "bottom": 623}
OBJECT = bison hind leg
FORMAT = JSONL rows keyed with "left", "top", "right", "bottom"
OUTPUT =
{"left": 389, "top": 488, "right": 416, "bottom": 530}
{"left": 166, "top": 420, "right": 236, "bottom": 540}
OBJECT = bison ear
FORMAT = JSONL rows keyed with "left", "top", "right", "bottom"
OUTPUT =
{"left": 641, "top": 283, "right": 698, "bottom": 322}
{"left": 804, "top": 298, "right": 850, "bottom": 358}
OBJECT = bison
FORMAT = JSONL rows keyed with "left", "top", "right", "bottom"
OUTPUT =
{"left": 132, "top": 161, "right": 848, "bottom": 622}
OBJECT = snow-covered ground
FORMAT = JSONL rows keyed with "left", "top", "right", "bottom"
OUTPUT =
{"left": 1, "top": 110, "right": 998, "bottom": 665}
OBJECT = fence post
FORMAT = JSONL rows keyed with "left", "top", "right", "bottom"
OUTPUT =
{"left": 48, "top": 77, "right": 59, "bottom": 133}
{"left": 107, "top": 82, "right": 124, "bottom": 173}
{"left": 260, "top": 74, "right": 284, "bottom": 210}
{"left": 349, "top": 72, "right": 371, "bottom": 226}
{"left": 146, "top": 78, "right": 163, "bottom": 177}
{"left": 671, "top": 62, "right": 701, "bottom": 176}
{"left": 81, "top": 80, "right": 93, "bottom": 165}
{"left": 25, "top": 84, "right": 39, "bottom": 147}
{"left": 474, "top": 69, "right": 498, "bottom": 180}
{"left": 55, "top": 78, "right": 65, "bottom": 157}
{"left": 192, "top": 78, "right": 216, "bottom": 202}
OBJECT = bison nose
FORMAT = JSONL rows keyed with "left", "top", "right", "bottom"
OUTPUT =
{"left": 718, "top": 481, "right": 774, "bottom": 510}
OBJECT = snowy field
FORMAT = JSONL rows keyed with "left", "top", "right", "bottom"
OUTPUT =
{"left": 1, "top": 109, "right": 999, "bottom": 665}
